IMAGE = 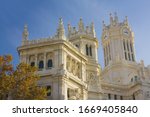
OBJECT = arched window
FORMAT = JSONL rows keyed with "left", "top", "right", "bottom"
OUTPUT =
{"left": 132, "top": 54, "right": 135, "bottom": 61}
{"left": 30, "top": 62, "right": 35, "bottom": 67}
{"left": 123, "top": 40, "right": 126, "bottom": 50}
{"left": 89, "top": 46, "right": 92, "bottom": 56}
{"left": 127, "top": 41, "right": 129, "bottom": 51}
{"left": 128, "top": 53, "right": 131, "bottom": 61}
{"left": 86, "top": 44, "right": 89, "bottom": 55}
{"left": 130, "top": 42, "right": 133, "bottom": 52}
{"left": 125, "top": 52, "right": 127, "bottom": 60}
{"left": 39, "top": 60, "right": 44, "bottom": 69}
{"left": 47, "top": 59, "right": 53, "bottom": 68}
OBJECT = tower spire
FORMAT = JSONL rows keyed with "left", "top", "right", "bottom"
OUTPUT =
{"left": 78, "top": 18, "right": 84, "bottom": 32}
{"left": 68, "top": 23, "right": 72, "bottom": 37}
{"left": 22, "top": 24, "right": 29, "bottom": 40}
{"left": 124, "top": 16, "right": 129, "bottom": 25}
{"left": 57, "top": 18, "right": 65, "bottom": 39}
{"left": 114, "top": 12, "right": 118, "bottom": 23}
{"left": 90, "top": 22, "right": 96, "bottom": 37}
{"left": 110, "top": 13, "right": 113, "bottom": 25}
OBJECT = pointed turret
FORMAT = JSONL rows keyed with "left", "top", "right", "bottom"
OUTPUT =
{"left": 73, "top": 27, "right": 77, "bottom": 34}
{"left": 90, "top": 22, "right": 96, "bottom": 37}
{"left": 110, "top": 13, "right": 113, "bottom": 25}
{"left": 114, "top": 12, "right": 118, "bottom": 23}
{"left": 57, "top": 18, "right": 65, "bottom": 39}
{"left": 22, "top": 24, "right": 29, "bottom": 45}
{"left": 78, "top": 18, "right": 84, "bottom": 32}
{"left": 68, "top": 23, "right": 72, "bottom": 37}
{"left": 124, "top": 16, "right": 129, "bottom": 25}
{"left": 86, "top": 26, "right": 90, "bottom": 34}
{"left": 22, "top": 24, "right": 29, "bottom": 40}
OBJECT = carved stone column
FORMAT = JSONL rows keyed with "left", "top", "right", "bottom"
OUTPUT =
{"left": 35, "top": 54, "right": 38, "bottom": 67}
{"left": 44, "top": 53, "right": 46, "bottom": 69}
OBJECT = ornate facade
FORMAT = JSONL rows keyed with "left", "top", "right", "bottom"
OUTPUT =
{"left": 17, "top": 14, "right": 150, "bottom": 100}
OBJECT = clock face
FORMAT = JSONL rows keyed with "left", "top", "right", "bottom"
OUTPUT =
{"left": 123, "top": 28, "right": 130, "bottom": 36}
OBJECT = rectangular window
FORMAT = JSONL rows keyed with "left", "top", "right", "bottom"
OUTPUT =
{"left": 114, "top": 95, "right": 117, "bottom": 100}
{"left": 86, "top": 45, "right": 88, "bottom": 56}
{"left": 89, "top": 46, "right": 92, "bottom": 56}
{"left": 128, "top": 53, "right": 131, "bottom": 61}
{"left": 39, "top": 60, "right": 44, "bottom": 69}
{"left": 48, "top": 59, "right": 53, "bottom": 68}
{"left": 67, "top": 88, "right": 70, "bottom": 99}
{"left": 108, "top": 94, "right": 111, "bottom": 99}
{"left": 130, "top": 43, "right": 133, "bottom": 52}
{"left": 123, "top": 40, "right": 126, "bottom": 50}
{"left": 120, "top": 96, "right": 123, "bottom": 100}
{"left": 127, "top": 41, "right": 129, "bottom": 51}
{"left": 125, "top": 52, "right": 127, "bottom": 60}
{"left": 133, "top": 94, "right": 135, "bottom": 100}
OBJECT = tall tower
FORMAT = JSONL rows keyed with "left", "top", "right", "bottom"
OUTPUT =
{"left": 101, "top": 13, "right": 137, "bottom": 85}
{"left": 68, "top": 18, "right": 98, "bottom": 62}
{"left": 102, "top": 13, "right": 135, "bottom": 66}
{"left": 67, "top": 18, "right": 102, "bottom": 99}
{"left": 101, "top": 13, "right": 144, "bottom": 100}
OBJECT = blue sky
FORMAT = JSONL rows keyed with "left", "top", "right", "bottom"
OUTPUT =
{"left": 0, "top": 0, "right": 150, "bottom": 68}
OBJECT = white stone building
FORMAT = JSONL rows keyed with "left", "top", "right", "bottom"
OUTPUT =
{"left": 17, "top": 14, "right": 150, "bottom": 100}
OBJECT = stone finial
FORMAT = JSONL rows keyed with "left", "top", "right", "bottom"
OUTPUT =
{"left": 86, "top": 26, "right": 90, "bottom": 34}
{"left": 57, "top": 18, "right": 65, "bottom": 39}
{"left": 78, "top": 18, "right": 84, "bottom": 32}
{"left": 110, "top": 13, "right": 113, "bottom": 24}
{"left": 114, "top": 12, "right": 118, "bottom": 23}
{"left": 68, "top": 23, "right": 72, "bottom": 37}
{"left": 22, "top": 24, "right": 29, "bottom": 40}
{"left": 90, "top": 22, "right": 96, "bottom": 37}
{"left": 124, "top": 16, "right": 129, "bottom": 25}
{"left": 73, "top": 27, "right": 77, "bottom": 34}
{"left": 68, "top": 23, "right": 71, "bottom": 32}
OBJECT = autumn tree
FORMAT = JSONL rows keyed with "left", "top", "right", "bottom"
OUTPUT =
{"left": 0, "top": 55, "right": 13, "bottom": 99}
{"left": 0, "top": 55, "right": 47, "bottom": 100}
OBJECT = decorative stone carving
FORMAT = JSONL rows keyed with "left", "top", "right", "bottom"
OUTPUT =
{"left": 68, "top": 88, "right": 82, "bottom": 100}
{"left": 87, "top": 72, "right": 99, "bottom": 91}
{"left": 38, "top": 54, "right": 44, "bottom": 60}
{"left": 29, "top": 55, "right": 35, "bottom": 62}
{"left": 66, "top": 55, "right": 81, "bottom": 78}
